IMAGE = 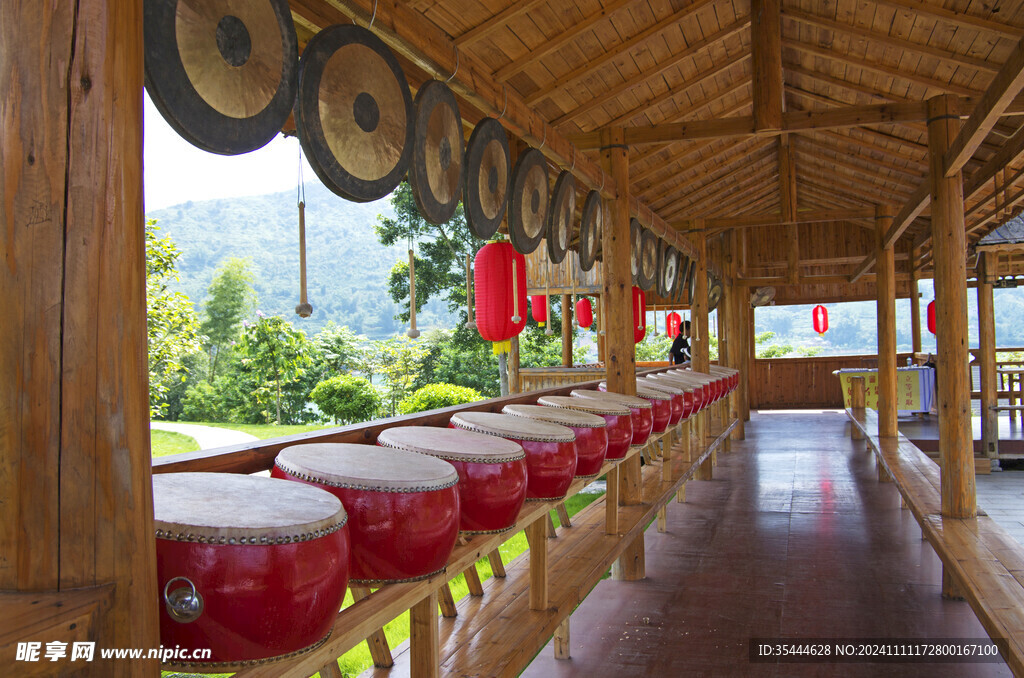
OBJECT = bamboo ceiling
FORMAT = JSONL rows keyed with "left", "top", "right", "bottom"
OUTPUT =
{"left": 288, "top": 0, "right": 1024, "bottom": 300}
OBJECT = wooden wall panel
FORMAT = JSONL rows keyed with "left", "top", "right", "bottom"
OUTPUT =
{"left": 750, "top": 354, "right": 914, "bottom": 409}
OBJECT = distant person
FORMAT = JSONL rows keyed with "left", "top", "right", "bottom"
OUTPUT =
{"left": 669, "top": 321, "right": 691, "bottom": 365}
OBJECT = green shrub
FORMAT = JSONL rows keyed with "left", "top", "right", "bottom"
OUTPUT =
{"left": 398, "top": 383, "right": 483, "bottom": 415}
{"left": 310, "top": 374, "right": 381, "bottom": 424}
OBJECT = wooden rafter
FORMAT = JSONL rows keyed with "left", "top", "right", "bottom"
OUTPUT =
{"left": 645, "top": 140, "right": 777, "bottom": 208}
{"left": 794, "top": 137, "right": 924, "bottom": 185}
{"left": 706, "top": 209, "right": 875, "bottom": 229}
{"left": 664, "top": 164, "right": 777, "bottom": 219}
{"left": 454, "top": 0, "right": 546, "bottom": 46}
{"left": 871, "top": 0, "right": 1024, "bottom": 39}
{"left": 796, "top": 134, "right": 925, "bottom": 181}
{"left": 611, "top": 76, "right": 750, "bottom": 142}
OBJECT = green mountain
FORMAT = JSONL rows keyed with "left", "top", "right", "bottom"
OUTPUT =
{"left": 148, "top": 182, "right": 454, "bottom": 338}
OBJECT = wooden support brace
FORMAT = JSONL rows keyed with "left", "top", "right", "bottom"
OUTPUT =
{"left": 554, "top": 618, "right": 571, "bottom": 660}
{"left": 662, "top": 429, "right": 674, "bottom": 483}
{"left": 319, "top": 660, "right": 344, "bottom": 678}
{"left": 605, "top": 466, "right": 620, "bottom": 534}
{"left": 547, "top": 513, "right": 558, "bottom": 538}
{"left": 438, "top": 584, "right": 458, "bottom": 618}
{"left": 621, "top": 452, "right": 643, "bottom": 506}
{"left": 942, "top": 567, "right": 965, "bottom": 600}
{"left": 351, "top": 587, "right": 395, "bottom": 668}
{"left": 487, "top": 550, "right": 506, "bottom": 578}
{"left": 526, "top": 517, "right": 549, "bottom": 610}
{"left": 657, "top": 506, "right": 668, "bottom": 533}
{"left": 410, "top": 590, "right": 440, "bottom": 678}
{"left": 677, "top": 484, "right": 687, "bottom": 503}
{"left": 464, "top": 564, "right": 484, "bottom": 597}
{"left": 556, "top": 502, "right": 572, "bottom": 528}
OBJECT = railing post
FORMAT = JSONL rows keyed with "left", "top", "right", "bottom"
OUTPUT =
{"left": 410, "top": 589, "right": 440, "bottom": 678}
{"left": 850, "top": 376, "right": 866, "bottom": 441}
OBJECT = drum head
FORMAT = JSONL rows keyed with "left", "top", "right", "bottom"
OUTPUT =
{"left": 377, "top": 426, "right": 525, "bottom": 463}
{"left": 144, "top": 0, "right": 298, "bottom": 155}
{"left": 640, "top": 378, "right": 684, "bottom": 396}
{"left": 409, "top": 81, "right": 464, "bottom": 225}
{"left": 638, "top": 227, "right": 658, "bottom": 291}
{"left": 578, "top": 190, "right": 602, "bottom": 271}
{"left": 276, "top": 443, "right": 458, "bottom": 492}
{"left": 547, "top": 171, "right": 576, "bottom": 264}
{"left": 629, "top": 218, "right": 642, "bottom": 283}
{"left": 708, "top": 277, "right": 723, "bottom": 311}
{"left": 296, "top": 24, "right": 413, "bottom": 202}
{"left": 599, "top": 381, "right": 671, "bottom": 401}
{"left": 538, "top": 395, "right": 630, "bottom": 417}
{"left": 658, "top": 243, "right": 680, "bottom": 298}
{"left": 503, "top": 403, "right": 605, "bottom": 428}
{"left": 509, "top": 148, "right": 550, "bottom": 254}
{"left": 153, "top": 472, "right": 346, "bottom": 542}
{"left": 571, "top": 388, "right": 651, "bottom": 409}
{"left": 451, "top": 411, "right": 575, "bottom": 442}
{"left": 463, "top": 118, "right": 510, "bottom": 239}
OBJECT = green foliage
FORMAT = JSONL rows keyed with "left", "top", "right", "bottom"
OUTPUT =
{"left": 635, "top": 326, "right": 674, "bottom": 362}
{"left": 398, "top": 383, "right": 484, "bottom": 415}
{"left": 310, "top": 374, "right": 381, "bottom": 424}
{"left": 312, "top": 322, "right": 373, "bottom": 378}
{"left": 414, "top": 328, "right": 500, "bottom": 397}
{"left": 371, "top": 336, "right": 430, "bottom": 416}
{"left": 146, "top": 220, "right": 202, "bottom": 418}
{"left": 236, "top": 314, "right": 315, "bottom": 424}
{"left": 180, "top": 378, "right": 237, "bottom": 422}
{"left": 200, "top": 257, "right": 255, "bottom": 380}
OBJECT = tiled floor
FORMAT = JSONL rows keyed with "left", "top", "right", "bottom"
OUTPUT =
{"left": 521, "top": 410, "right": 1011, "bottom": 677}
{"left": 977, "top": 471, "right": 1024, "bottom": 545}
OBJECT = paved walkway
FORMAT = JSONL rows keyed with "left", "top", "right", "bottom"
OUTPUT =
{"left": 150, "top": 422, "right": 258, "bottom": 450}
{"left": 977, "top": 471, "right": 1024, "bottom": 545}
{"left": 523, "top": 410, "right": 1009, "bottom": 677}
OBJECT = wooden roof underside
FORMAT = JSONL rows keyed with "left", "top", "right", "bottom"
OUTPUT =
{"left": 289, "top": 0, "right": 1024, "bottom": 300}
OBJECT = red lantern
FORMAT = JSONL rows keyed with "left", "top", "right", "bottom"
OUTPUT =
{"left": 927, "top": 300, "right": 936, "bottom": 335}
{"left": 666, "top": 311, "right": 681, "bottom": 338}
{"left": 812, "top": 304, "right": 829, "bottom": 337}
{"left": 474, "top": 242, "right": 527, "bottom": 354}
{"left": 530, "top": 295, "right": 548, "bottom": 327}
{"left": 576, "top": 297, "right": 594, "bottom": 329}
{"left": 633, "top": 286, "right": 646, "bottom": 344}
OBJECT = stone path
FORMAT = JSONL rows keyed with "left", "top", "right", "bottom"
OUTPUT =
{"left": 150, "top": 422, "right": 258, "bottom": 450}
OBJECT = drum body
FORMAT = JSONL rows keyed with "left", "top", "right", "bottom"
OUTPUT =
{"left": 503, "top": 404, "right": 608, "bottom": 477}
{"left": 584, "top": 387, "right": 655, "bottom": 444}
{"left": 638, "top": 379, "right": 684, "bottom": 425}
{"left": 537, "top": 395, "right": 633, "bottom": 460}
{"left": 449, "top": 412, "right": 576, "bottom": 501}
{"left": 377, "top": 426, "right": 527, "bottom": 534}
{"left": 154, "top": 473, "right": 349, "bottom": 669}
{"left": 273, "top": 444, "right": 459, "bottom": 584}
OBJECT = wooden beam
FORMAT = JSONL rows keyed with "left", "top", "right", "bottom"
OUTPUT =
{"left": 876, "top": 205, "right": 898, "bottom": 438}
{"left": 927, "top": 94, "right": 976, "bottom": 519}
{"left": 945, "top": 35, "right": 1024, "bottom": 177}
{"left": 752, "top": 0, "right": 783, "bottom": 131}
{"left": 705, "top": 209, "right": 875, "bottom": 229}
{"left": 780, "top": 135, "right": 799, "bottom": 283}
{"left": 571, "top": 101, "right": 932, "bottom": 148}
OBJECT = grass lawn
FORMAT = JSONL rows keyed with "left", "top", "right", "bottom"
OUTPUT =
{"left": 188, "top": 421, "right": 333, "bottom": 439}
{"left": 150, "top": 429, "right": 200, "bottom": 457}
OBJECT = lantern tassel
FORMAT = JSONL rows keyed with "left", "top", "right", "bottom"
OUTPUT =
{"left": 492, "top": 340, "right": 512, "bottom": 355}
{"left": 407, "top": 249, "right": 420, "bottom": 338}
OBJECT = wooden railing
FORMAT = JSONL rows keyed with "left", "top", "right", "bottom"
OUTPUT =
{"left": 153, "top": 367, "right": 739, "bottom": 677}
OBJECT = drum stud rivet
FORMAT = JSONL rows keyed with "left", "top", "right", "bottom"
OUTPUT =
{"left": 228, "top": 538, "right": 236, "bottom": 545}
{"left": 164, "top": 576, "right": 204, "bottom": 624}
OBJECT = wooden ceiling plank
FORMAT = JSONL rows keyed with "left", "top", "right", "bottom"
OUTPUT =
{"left": 662, "top": 165, "right": 778, "bottom": 219}
{"left": 645, "top": 140, "right": 777, "bottom": 208}
{"left": 524, "top": 0, "right": 720, "bottom": 105}
{"left": 455, "top": 0, "right": 547, "bottom": 47}
{"left": 871, "top": 0, "right": 1024, "bottom": 39}
{"left": 944, "top": 36, "right": 1024, "bottom": 177}
{"left": 795, "top": 135, "right": 925, "bottom": 183}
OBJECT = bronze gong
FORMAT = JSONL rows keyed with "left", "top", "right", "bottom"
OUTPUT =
{"left": 638, "top": 226, "right": 658, "bottom": 291}
{"left": 463, "top": 118, "right": 510, "bottom": 240}
{"left": 578, "top": 190, "right": 602, "bottom": 272}
{"left": 144, "top": 0, "right": 298, "bottom": 155}
{"left": 409, "top": 80, "right": 464, "bottom": 225}
{"left": 658, "top": 242, "right": 680, "bottom": 298}
{"left": 296, "top": 24, "right": 413, "bottom": 202}
{"left": 673, "top": 254, "right": 689, "bottom": 304}
{"left": 509, "top": 148, "right": 550, "bottom": 255}
{"left": 629, "top": 218, "right": 642, "bottom": 284}
{"left": 547, "top": 171, "right": 576, "bottom": 264}
{"left": 708, "top": 277, "right": 723, "bottom": 311}
{"left": 686, "top": 259, "right": 697, "bottom": 307}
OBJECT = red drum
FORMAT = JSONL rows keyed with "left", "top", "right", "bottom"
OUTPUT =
{"left": 153, "top": 473, "right": 349, "bottom": 669}
{"left": 450, "top": 412, "right": 576, "bottom": 501}
{"left": 643, "top": 376, "right": 699, "bottom": 419}
{"left": 377, "top": 426, "right": 527, "bottom": 535}
{"left": 680, "top": 369, "right": 723, "bottom": 401}
{"left": 272, "top": 444, "right": 459, "bottom": 585}
{"left": 571, "top": 389, "right": 653, "bottom": 445}
{"left": 597, "top": 381, "right": 672, "bottom": 433}
{"left": 710, "top": 365, "right": 739, "bottom": 391}
{"left": 503, "top": 404, "right": 608, "bottom": 477}
{"left": 537, "top": 395, "right": 633, "bottom": 461}
{"left": 653, "top": 371, "right": 710, "bottom": 410}
{"left": 638, "top": 378, "right": 685, "bottom": 424}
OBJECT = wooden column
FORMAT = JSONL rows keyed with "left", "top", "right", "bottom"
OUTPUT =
{"left": 779, "top": 136, "right": 800, "bottom": 284}
{"left": 410, "top": 590, "right": 440, "bottom": 678}
{"left": 1, "top": 2, "right": 159, "bottom": 673}
{"left": 745, "top": 305, "right": 755, "bottom": 416}
{"left": 561, "top": 294, "right": 573, "bottom": 366}
{"left": 928, "top": 94, "right": 976, "bottom": 519}
{"left": 691, "top": 228, "right": 713, "bottom": 480}
{"left": 727, "top": 229, "right": 745, "bottom": 439}
{"left": 979, "top": 251, "right": 999, "bottom": 461}
{"left": 526, "top": 518, "right": 548, "bottom": 610}
{"left": 910, "top": 248, "right": 923, "bottom": 355}
{"left": 851, "top": 376, "right": 866, "bottom": 441}
{"left": 876, "top": 204, "right": 898, "bottom": 438}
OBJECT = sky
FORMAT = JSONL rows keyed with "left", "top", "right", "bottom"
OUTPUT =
{"left": 143, "top": 92, "right": 316, "bottom": 212}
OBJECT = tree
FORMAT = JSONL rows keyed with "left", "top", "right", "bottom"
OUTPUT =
{"left": 398, "top": 383, "right": 483, "bottom": 414}
{"left": 635, "top": 325, "right": 674, "bottom": 362}
{"left": 200, "top": 257, "right": 255, "bottom": 381}
{"left": 146, "top": 220, "right": 202, "bottom": 418}
{"left": 754, "top": 330, "right": 794, "bottom": 358}
{"left": 236, "top": 313, "right": 314, "bottom": 424}
{"left": 312, "top": 322, "right": 372, "bottom": 379}
{"left": 310, "top": 374, "right": 381, "bottom": 424}
{"left": 371, "top": 336, "right": 429, "bottom": 416}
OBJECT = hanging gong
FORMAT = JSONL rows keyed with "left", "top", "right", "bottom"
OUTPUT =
{"left": 409, "top": 80, "right": 464, "bottom": 225}
{"left": 658, "top": 243, "right": 680, "bottom": 298}
{"left": 674, "top": 254, "right": 690, "bottom": 304}
{"left": 708, "top": 277, "right": 724, "bottom": 311}
{"left": 578, "top": 190, "right": 602, "bottom": 272}
{"left": 509, "top": 148, "right": 550, "bottom": 255}
{"left": 547, "top": 171, "right": 576, "bottom": 264}
{"left": 629, "top": 218, "right": 642, "bottom": 283}
{"left": 463, "top": 118, "right": 510, "bottom": 240}
{"left": 295, "top": 24, "right": 413, "bottom": 202}
{"left": 638, "top": 227, "right": 658, "bottom": 291}
{"left": 144, "top": 0, "right": 298, "bottom": 155}
{"left": 686, "top": 259, "right": 697, "bottom": 307}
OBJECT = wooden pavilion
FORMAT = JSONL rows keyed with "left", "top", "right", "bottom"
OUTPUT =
{"left": 8, "top": 0, "right": 1024, "bottom": 675}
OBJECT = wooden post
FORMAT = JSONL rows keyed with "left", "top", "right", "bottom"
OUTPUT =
{"left": 596, "top": 295, "right": 606, "bottom": 363}
{"left": 910, "top": 249, "right": 923, "bottom": 355}
{"left": 561, "top": 293, "right": 573, "bottom": 367}
{"left": 605, "top": 465, "right": 620, "bottom": 535}
{"left": 352, "top": 587, "right": 396, "bottom": 666}
{"left": 0, "top": 3, "right": 160, "bottom": 672}
{"left": 876, "top": 204, "right": 898, "bottom": 438}
{"left": 746, "top": 305, "right": 756, "bottom": 413}
{"left": 662, "top": 428, "right": 674, "bottom": 482}
{"left": 554, "top": 618, "right": 571, "bottom": 660}
{"left": 526, "top": 517, "right": 548, "bottom": 610}
{"left": 410, "top": 590, "right": 440, "bottom": 678}
{"left": 728, "top": 230, "right": 745, "bottom": 439}
{"left": 928, "top": 94, "right": 976, "bottom": 519}
{"left": 691, "top": 227, "right": 713, "bottom": 480}
{"left": 851, "top": 376, "right": 866, "bottom": 441}
{"left": 752, "top": 0, "right": 784, "bottom": 132}
{"left": 509, "top": 335, "right": 521, "bottom": 394}
{"left": 979, "top": 251, "right": 999, "bottom": 461}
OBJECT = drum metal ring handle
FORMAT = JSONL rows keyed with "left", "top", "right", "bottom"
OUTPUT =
{"left": 163, "top": 576, "right": 204, "bottom": 623}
